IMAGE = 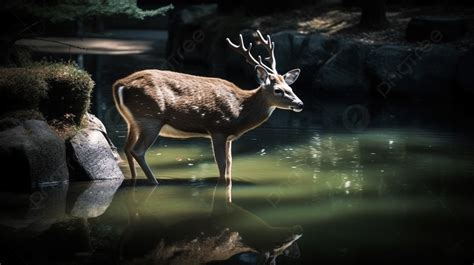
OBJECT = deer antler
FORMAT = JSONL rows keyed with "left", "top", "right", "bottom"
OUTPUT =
{"left": 226, "top": 31, "right": 277, "bottom": 74}
{"left": 256, "top": 30, "right": 277, "bottom": 73}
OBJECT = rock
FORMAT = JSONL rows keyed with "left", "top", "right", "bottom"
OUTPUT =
{"left": 294, "top": 32, "right": 340, "bottom": 86}
{"left": 314, "top": 42, "right": 373, "bottom": 98}
{"left": 0, "top": 119, "right": 68, "bottom": 192}
{"left": 67, "top": 114, "right": 124, "bottom": 181}
{"left": 406, "top": 16, "right": 468, "bottom": 43}
{"left": 0, "top": 117, "right": 21, "bottom": 131}
{"left": 67, "top": 179, "right": 123, "bottom": 218}
{"left": 268, "top": 31, "right": 308, "bottom": 73}
{"left": 366, "top": 45, "right": 412, "bottom": 99}
{"left": 84, "top": 113, "right": 120, "bottom": 161}
{"left": 456, "top": 48, "right": 474, "bottom": 96}
{"left": 366, "top": 44, "right": 461, "bottom": 101}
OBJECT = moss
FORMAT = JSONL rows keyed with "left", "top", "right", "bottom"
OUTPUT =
{"left": 0, "top": 62, "right": 94, "bottom": 126}
{"left": 35, "top": 62, "right": 95, "bottom": 124}
{"left": 48, "top": 113, "right": 80, "bottom": 139}
{"left": 0, "top": 68, "right": 49, "bottom": 113}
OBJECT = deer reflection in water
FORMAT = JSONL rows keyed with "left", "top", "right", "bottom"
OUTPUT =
{"left": 118, "top": 183, "right": 303, "bottom": 265}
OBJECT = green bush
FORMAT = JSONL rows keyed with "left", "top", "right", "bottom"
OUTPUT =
{"left": 0, "top": 68, "right": 49, "bottom": 114}
{"left": 0, "top": 62, "right": 94, "bottom": 125}
{"left": 36, "top": 62, "right": 94, "bottom": 124}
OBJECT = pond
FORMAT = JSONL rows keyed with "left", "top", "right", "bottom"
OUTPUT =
{"left": 1, "top": 127, "right": 473, "bottom": 265}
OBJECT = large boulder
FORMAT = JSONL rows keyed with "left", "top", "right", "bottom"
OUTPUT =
{"left": 67, "top": 114, "right": 123, "bottom": 181}
{"left": 366, "top": 44, "right": 462, "bottom": 101}
{"left": 0, "top": 118, "right": 68, "bottom": 192}
{"left": 314, "top": 42, "right": 373, "bottom": 99}
{"left": 406, "top": 16, "right": 468, "bottom": 43}
{"left": 84, "top": 113, "right": 120, "bottom": 161}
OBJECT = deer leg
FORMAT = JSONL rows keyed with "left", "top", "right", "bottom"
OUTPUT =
{"left": 225, "top": 140, "right": 233, "bottom": 202}
{"left": 131, "top": 121, "right": 162, "bottom": 185}
{"left": 124, "top": 125, "right": 138, "bottom": 181}
{"left": 211, "top": 135, "right": 233, "bottom": 203}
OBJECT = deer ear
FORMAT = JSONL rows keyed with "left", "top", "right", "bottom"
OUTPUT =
{"left": 255, "top": 65, "right": 269, "bottom": 85}
{"left": 283, "top": 69, "right": 300, "bottom": 85}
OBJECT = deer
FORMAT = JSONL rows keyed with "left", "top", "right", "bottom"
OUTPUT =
{"left": 112, "top": 30, "right": 303, "bottom": 203}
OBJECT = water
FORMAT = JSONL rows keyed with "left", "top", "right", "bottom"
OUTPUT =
{"left": 1, "top": 128, "right": 473, "bottom": 265}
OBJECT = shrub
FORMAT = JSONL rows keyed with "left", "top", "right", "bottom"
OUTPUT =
{"left": 0, "top": 68, "right": 49, "bottom": 113}
{"left": 36, "top": 62, "right": 95, "bottom": 124}
{"left": 0, "top": 62, "right": 94, "bottom": 125}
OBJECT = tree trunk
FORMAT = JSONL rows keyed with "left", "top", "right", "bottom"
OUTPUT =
{"left": 359, "top": 0, "right": 389, "bottom": 29}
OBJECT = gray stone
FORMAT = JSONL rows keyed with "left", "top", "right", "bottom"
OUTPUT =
{"left": 314, "top": 42, "right": 373, "bottom": 98}
{"left": 84, "top": 113, "right": 120, "bottom": 161}
{"left": 367, "top": 44, "right": 461, "bottom": 100}
{"left": 0, "top": 119, "right": 68, "bottom": 192}
{"left": 0, "top": 117, "right": 21, "bottom": 131}
{"left": 67, "top": 179, "right": 123, "bottom": 218}
{"left": 68, "top": 115, "right": 124, "bottom": 181}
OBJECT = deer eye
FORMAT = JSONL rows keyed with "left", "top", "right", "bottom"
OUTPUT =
{"left": 274, "top": 89, "right": 283, "bottom": 95}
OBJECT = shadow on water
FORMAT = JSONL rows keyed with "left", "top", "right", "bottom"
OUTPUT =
{"left": 1, "top": 129, "right": 474, "bottom": 265}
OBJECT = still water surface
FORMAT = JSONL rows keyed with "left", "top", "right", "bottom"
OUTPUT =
{"left": 1, "top": 128, "right": 473, "bottom": 265}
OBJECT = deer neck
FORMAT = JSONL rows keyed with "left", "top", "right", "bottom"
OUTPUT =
{"left": 237, "top": 87, "right": 275, "bottom": 131}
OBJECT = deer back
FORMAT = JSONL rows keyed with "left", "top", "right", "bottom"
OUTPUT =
{"left": 113, "top": 70, "right": 268, "bottom": 136}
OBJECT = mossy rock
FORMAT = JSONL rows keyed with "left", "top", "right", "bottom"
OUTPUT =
{"left": 0, "top": 62, "right": 94, "bottom": 125}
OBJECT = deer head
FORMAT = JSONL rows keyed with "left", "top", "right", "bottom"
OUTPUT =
{"left": 226, "top": 30, "right": 304, "bottom": 112}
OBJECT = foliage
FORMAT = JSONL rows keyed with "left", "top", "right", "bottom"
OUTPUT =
{"left": 0, "top": 62, "right": 94, "bottom": 125}
{"left": 35, "top": 62, "right": 95, "bottom": 125}
{"left": 6, "top": 46, "right": 33, "bottom": 67}
{"left": 4, "top": 0, "right": 173, "bottom": 23}
{"left": 0, "top": 68, "right": 49, "bottom": 114}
